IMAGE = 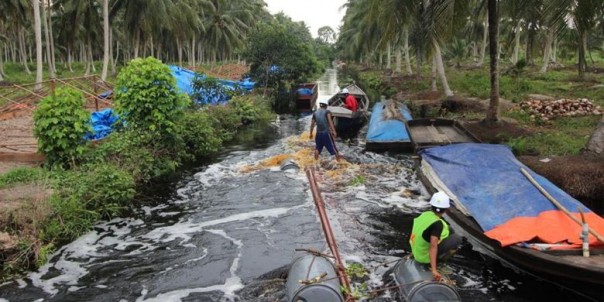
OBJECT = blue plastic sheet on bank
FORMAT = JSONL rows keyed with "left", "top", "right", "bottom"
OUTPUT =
{"left": 85, "top": 108, "right": 118, "bottom": 140}
{"left": 169, "top": 65, "right": 255, "bottom": 105}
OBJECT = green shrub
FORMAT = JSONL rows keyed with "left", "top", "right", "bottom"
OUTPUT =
{"left": 206, "top": 105, "right": 242, "bottom": 142}
{"left": 85, "top": 130, "right": 178, "bottom": 183}
{"left": 230, "top": 94, "right": 273, "bottom": 125}
{"left": 55, "top": 164, "right": 135, "bottom": 220}
{"left": 114, "top": 57, "right": 189, "bottom": 136}
{"left": 178, "top": 111, "right": 222, "bottom": 158}
{"left": 33, "top": 88, "right": 91, "bottom": 168}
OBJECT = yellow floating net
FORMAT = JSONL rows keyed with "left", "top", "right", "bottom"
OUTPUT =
{"left": 239, "top": 131, "right": 356, "bottom": 182}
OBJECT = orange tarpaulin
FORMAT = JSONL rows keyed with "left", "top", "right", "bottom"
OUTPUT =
{"left": 484, "top": 210, "right": 604, "bottom": 247}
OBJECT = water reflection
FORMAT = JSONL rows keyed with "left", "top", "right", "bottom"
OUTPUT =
{"left": 316, "top": 68, "right": 339, "bottom": 107}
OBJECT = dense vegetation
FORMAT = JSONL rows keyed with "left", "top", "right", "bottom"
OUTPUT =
{"left": 0, "top": 58, "right": 273, "bottom": 280}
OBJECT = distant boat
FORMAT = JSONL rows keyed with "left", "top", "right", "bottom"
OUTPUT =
{"left": 327, "top": 84, "right": 369, "bottom": 138}
{"left": 365, "top": 101, "right": 413, "bottom": 152}
{"left": 293, "top": 83, "right": 318, "bottom": 112}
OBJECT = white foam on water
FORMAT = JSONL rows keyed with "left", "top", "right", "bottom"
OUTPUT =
{"left": 15, "top": 279, "right": 26, "bottom": 288}
{"left": 137, "top": 230, "right": 243, "bottom": 302}
{"left": 141, "top": 204, "right": 169, "bottom": 216}
{"left": 0, "top": 299, "right": 8, "bottom": 302}
{"left": 28, "top": 218, "right": 154, "bottom": 295}
{"left": 143, "top": 206, "right": 302, "bottom": 244}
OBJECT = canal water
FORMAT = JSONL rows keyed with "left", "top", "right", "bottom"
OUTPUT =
{"left": 0, "top": 70, "right": 596, "bottom": 302}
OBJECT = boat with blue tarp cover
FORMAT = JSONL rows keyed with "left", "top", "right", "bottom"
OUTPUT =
{"left": 416, "top": 143, "right": 604, "bottom": 300}
{"left": 365, "top": 100, "right": 413, "bottom": 152}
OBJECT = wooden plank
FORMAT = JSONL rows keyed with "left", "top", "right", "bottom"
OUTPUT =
{"left": 0, "top": 152, "right": 45, "bottom": 162}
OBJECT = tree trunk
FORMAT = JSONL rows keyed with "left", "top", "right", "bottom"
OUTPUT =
{"left": 578, "top": 31, "right": 587, "bottom": 79}
{"left": 47, "top": 0, "right": 56, "bottom": 74}
{"left": 551, "top": 37, "right": 557, "bottom": 64}
{"left": 110, "top": 30, "right": 116, "bottom": 74}
{"left": 19, "top": 27, "right": 31, "bottom": 74}
{"left": 485, "top": 0, "right": 499, "bottom": 124}
{"left": 395, "top": 46, "right": 402, "bottom": 74}
{"left": 101, "top": 0, "right": 110, "bottom": 81}
{"left": 511, "top": 20, "right": 521, "bottom": 64}
{"left": 41, "top": 0, "right": 54, "bottom": 78}
{"left": 526, "top": 24, "right": 535, "bottom": 65}
{"left": 431, "top": 57, "right": 437, "bottom": 91}
{"left": 89, "top": 38, "right": 96, "bottom": 72}
{"left": 478, "top": 16, "right": 488, "bottom": 67}
{"left": 67, "top": 46, "right": 73, "bottom": 72}
{"left": 404, "top": 29, "right": 413, "bottom": 75}
{"left": 540, "top": 28, "right": 554, "bottom": 73}
{"left": 191, "top": 37, "right": 196, "bottom": 67}
{"left": 433, "top": 40, "right": 453, "bottom": 97}
{"left": 134, "top": 31, "right": 140, "bottom": 58}
{"left": 386, "top": 41, "right": 392, "bottom": 70}
{"left": 177, "top": 38, "right": 183, "bottom": 67}
{"left": 0, "top": 45, "right": 4, "bottom": 80}
{"left": 33, "top": 0, "right": 43, "bottom": 90}
{"left": 472, "top": 41, "right": 478, "bottom": 63}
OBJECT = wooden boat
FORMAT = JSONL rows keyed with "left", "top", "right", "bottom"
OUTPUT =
{"left": 415, "top": 144, "right": 604, "bottom": 301}
{"left": 293, "top": 83, "right": 318, "bottom": 112}
{"left": 406, "top": 118, "right": 481, "bottom": 153}
{"left": 365, "top": 101, "right": 414, "bottom": 152}
{"left": 327, "top": 84, "right": 369, "bottom": 138}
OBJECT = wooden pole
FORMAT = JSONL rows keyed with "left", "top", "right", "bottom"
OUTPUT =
{"left": 520, "top": 168, "right": 604, "bottom": 243}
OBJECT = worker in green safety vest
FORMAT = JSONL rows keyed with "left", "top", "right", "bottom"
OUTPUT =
{"left": 409, "top": 191, "right": 462, "bottom": 281}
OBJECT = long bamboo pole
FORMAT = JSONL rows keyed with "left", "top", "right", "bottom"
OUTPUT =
{"left": 520, "top": 168, "right": 604, "bottom": 243}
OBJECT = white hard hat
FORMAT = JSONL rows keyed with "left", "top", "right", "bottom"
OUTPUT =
{"left": 319, "top": 99, "right": 329, "bottom": 105}
{"left": 429, "top": 191, "right": 450, "bottom": 208}
{"left": 341, "top": 88, "right": 349, "bottom": 94}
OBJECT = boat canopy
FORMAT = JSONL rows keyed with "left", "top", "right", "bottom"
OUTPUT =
{"left": 420, "top": 143, "right": 604, "bottom": 247}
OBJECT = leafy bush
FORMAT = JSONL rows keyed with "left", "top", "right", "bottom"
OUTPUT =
{"left": 58, "top": 163, "right": 135, "bottom": 219}
{"left": 114, "top": 57, "right": 189, "bottom": 136}
{"left": 205, "top": 105, "right": 243, "bottom": 142}
{"left": 178, "top": 111, "right": 223, "bottom": 158}
{"left": 33, "top": 88, "right": 91, "bottom": 168}
{"left": 230, "top": 95, "right": 273, "bottom": 125}
{"left": 85, "top": 130, "right": 179, "bottom": 183}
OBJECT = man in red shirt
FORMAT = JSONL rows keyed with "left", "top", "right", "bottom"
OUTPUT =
{"left": 342, "top": 88, "right": 358, "bottom": 112}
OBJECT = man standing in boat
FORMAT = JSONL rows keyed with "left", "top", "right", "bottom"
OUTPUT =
{"left": 309, "top": 99, "right": 341, "bottom": 162}
{"left": 409, "top": 191, "right": 462, "bottom": 281}
{"left": 341, "top": 88, "right": 358, "bottom": 112}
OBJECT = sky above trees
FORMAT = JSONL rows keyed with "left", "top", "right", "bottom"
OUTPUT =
{"left": 264, "top": 0, "right": 347, "bottom": 37}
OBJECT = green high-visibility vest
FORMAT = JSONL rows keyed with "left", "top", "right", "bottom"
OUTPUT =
{"left": 409, "top": 211, "right": 450, "bottom": 263}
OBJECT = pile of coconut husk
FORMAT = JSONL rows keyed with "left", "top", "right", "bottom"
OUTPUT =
{"left": 519, "top": 98, "right": 602, "bottom": 121}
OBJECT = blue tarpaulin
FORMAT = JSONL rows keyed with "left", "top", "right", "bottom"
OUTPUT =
{"left": 366, "top": 102, "right": 413, "bottom": 143}
{"left": 419, "top": 143, "right": 591, "bottom": 233}
{"left": 169, "top": 65, "right": 255, "bottom": 105}
{"left": 297, "top": 88, "right": 313, "bottom": 95}
{"left": 85, "top": 108, "right": 118, "bottom": 140}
